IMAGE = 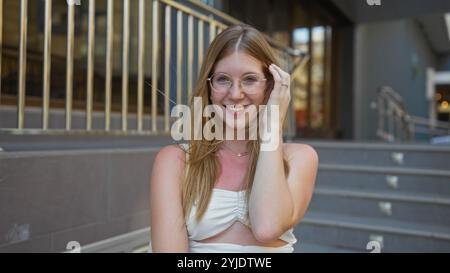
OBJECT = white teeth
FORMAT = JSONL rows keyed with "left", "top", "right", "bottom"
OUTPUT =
{"left": 225, "top": 104, "right": 245, "bottom": 112}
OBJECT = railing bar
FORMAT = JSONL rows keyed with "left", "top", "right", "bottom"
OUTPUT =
{"left": 65, "top": 1, "right": 75, "bottom": 130}
{"left": 0, "top": 128, "right": 168, "bottom": 137}
{"left": 8, "top": 0, "right": 305, "bottom": 137}
{"left": 186, "top": 0, "right": 302, "bottom": 57}
{"left": 377, "top": 95, "right": 384, "bottom": 140}
{"left": 164, "top": 5, "right": 171, "bottom": 132}
{"left": 209, "top": 18, "right": 216, "bottom": 44}
{"left": 86, "top": 0, "right": 95, "bottom": 130}
{"left": 17, "top": 0, "right": 28, "bottom": 130}
{"left": 137, "top": 0, "right": 145, "bottom": 132}
{"left": 187, "top": 14, "right": 193, "bottom": 103}
{"left": 176, "top": 10, "right": 182, "bottom": 105}
{"left": 187, "top": 0, "right": 239, "bottom": 25}
{"left": 105, "top": 0, "right": 114, "bottom": 131}
{"left": 378, "top": 86, "right": 450, "bottom": 141}
{"left": 198, "top": 20, "right": 203, "bottom": 74}
{"left": 159, "top": 0, "right": 226, "bottom": 29}
{"left": 152, "top": 0, "right": 159, "bottom": 132}
{"left": 42, "top": 0, "right": 52, "bottom": 130}
{"left": 122, "top": 0, "right": 130, "bottom": 131}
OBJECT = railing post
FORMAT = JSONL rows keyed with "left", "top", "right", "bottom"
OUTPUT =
{"left": 187, "top": 15, "right": 194, "bottom": 103}
{"left": 406, "top": 116, "right": 414, "bottom": 141}
{"left": 65, "top": 0, "right": 75, "bottom": 130}
{"left": 105, "top": 0, "right": 114, "bottom": 131}
{"left": 152, "top": 0, "right": 160, "bottom": 133}
{"left": 395, "top": 108, "right": 401, "bottom": 141}
{"left": 86, "top": 0, "right": 95, "bottom": 130}
{"left": 198, "top": 20, "right": 204, "bottom": 74}
{"left": 176, "top": 10, "right": 183, "bottom": 106}
{"left": 18, "top": 0, "right": 28, "bottom": 130}
{"left": 122, "top": 0, "right": 130, "bottom": 132}
{"left": 377, "top": 89, "right": 384, "bottom": 140}
{"left": 209, "top": 16, "right": 216, "bottom": 44}
{"left": 164, "top": 4, "right": 172, "bottom": 132}
{"left": 42, "top": 0, "right": 52, "bottom": 130}
{"left": 137, "top": 0, "right": 146, "bottom": 132}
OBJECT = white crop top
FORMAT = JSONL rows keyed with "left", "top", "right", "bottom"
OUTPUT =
{"left": 179, "top": 143, "right": 297, "bottom": 252}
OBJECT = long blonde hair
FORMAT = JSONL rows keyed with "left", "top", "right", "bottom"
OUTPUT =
{"left": 182, "top": 24, "right": 290, "bottom": 221}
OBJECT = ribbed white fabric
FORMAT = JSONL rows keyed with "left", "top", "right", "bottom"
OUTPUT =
{"left": 180, "top": 143, "right": 297, "bottom": 253}
{"left": 186, "top": 188, "right": 297, "bottom": 253}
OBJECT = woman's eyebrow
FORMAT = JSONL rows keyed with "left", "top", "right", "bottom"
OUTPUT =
{"left": 242, "top": 71, "right": 261, "bottom": 75}
{"left": 214, "top": 71, "right": 262, "bottom": 76}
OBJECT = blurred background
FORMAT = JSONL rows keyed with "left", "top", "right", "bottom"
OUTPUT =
{"left": 0, "top": 0, "right": 449, "bottom": 253}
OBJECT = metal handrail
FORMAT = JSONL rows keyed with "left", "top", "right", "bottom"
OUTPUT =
{"left": 376, "top": 86, "right": 450, "bottom": 142}
{"left": 186, "top": 0, "right": 304, "bottom": 58}
{"left": 0, "top": 0, "right": 306, "bottom": 138}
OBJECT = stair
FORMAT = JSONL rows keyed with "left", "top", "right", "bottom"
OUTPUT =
{"left": 293, "top": 140, "right": 450, "bottom": 253}
{"left": 2, "top": 136, "right": 449, "bottom": 252}
{"left": 295, "top": 241, "right": 361, "bottom": 253}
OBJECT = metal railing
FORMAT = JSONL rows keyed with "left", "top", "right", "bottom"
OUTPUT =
{"left": 0, "top": 0, "right": 307, "bottom": 137}
{"left": 376, "top": 86, "right": 450, "bottom": 142}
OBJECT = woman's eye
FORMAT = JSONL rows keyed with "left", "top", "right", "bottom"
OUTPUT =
{"left": 242, "top": 76, "right": 258, "bottom": 84}
{"left": 217, "top": 79, "right": 231, "bottom": 86}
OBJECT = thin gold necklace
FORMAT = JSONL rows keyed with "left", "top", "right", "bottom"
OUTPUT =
{"left": 221, "top": 143, "right": 249, "bottom": 157}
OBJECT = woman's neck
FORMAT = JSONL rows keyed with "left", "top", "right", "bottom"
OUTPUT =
{"left": 221, "top": 140, "right": 249, "bottom": 155}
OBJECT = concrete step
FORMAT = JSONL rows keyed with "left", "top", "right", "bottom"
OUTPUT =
{"left": 0, "top": 133, "right": 174, "bottom": 152}
{"left": 310, "top": 186, "right": 450, "bottom": 227}
{"left": 0, "top": 147, "right": 156, "bottom": 252}
{"left": 303, "top": 140, "right": 450, "bottom": 170}
{"left": 316, "top": 169, "right": 450, "bottom": 195}
{"left": 0, "top": 106, "right": 170, "bottom": 133}
{"left": 294, "top": 242, "right": 361, "bottom": 253}
{"left": 296, "top": 211, "right": 450, "bottom": 252}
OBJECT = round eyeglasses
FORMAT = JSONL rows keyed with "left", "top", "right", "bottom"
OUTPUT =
{"left": 207, "top": 73, "right": 267, "bottom": 95}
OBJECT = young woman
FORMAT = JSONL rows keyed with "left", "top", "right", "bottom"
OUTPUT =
{"left": 150, "top": 24, "right": 318, "bottom": 253}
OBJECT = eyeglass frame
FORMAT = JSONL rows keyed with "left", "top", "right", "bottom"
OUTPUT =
{"left": 207, "top": 72, "right": 268, "bottom": 94}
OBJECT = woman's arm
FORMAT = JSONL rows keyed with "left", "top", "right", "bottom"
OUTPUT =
{"left": 249, "top": 64, "right": 319, "bottom": 243}
{"left": 150, "top": 145, "right": 189, "bottom": 252}
{"left": 249, "top": 141, "right": 319, "bottom": 243}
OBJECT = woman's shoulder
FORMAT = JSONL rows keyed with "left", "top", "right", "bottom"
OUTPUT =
{"left": 151, "top": 144, "right": 188, "bottom": 190}
{"left": 155, "top": 143, "right": 188, "bottom": 164}
{"left": 282, "top": 142, "right": 319, "bottom": 163}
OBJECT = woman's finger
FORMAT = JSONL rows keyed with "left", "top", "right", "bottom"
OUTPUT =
{"left": 271, "top": 66, "right": 290, "bottom": 93}
{"left": 269, "top": 64, "right": 283, "bottom": 81}
{"left": 273, "top": 64, "right": 290, "bottom": 79}
{"left": 269, "top": 64, "right": 282, "bottom": 87}
{"left": 271, "top": 64, "right": 290, "bottom": 84}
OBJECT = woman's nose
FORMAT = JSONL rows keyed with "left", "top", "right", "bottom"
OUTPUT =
{"left": 229, "top": 80, "right": 244, "bottom": 99}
